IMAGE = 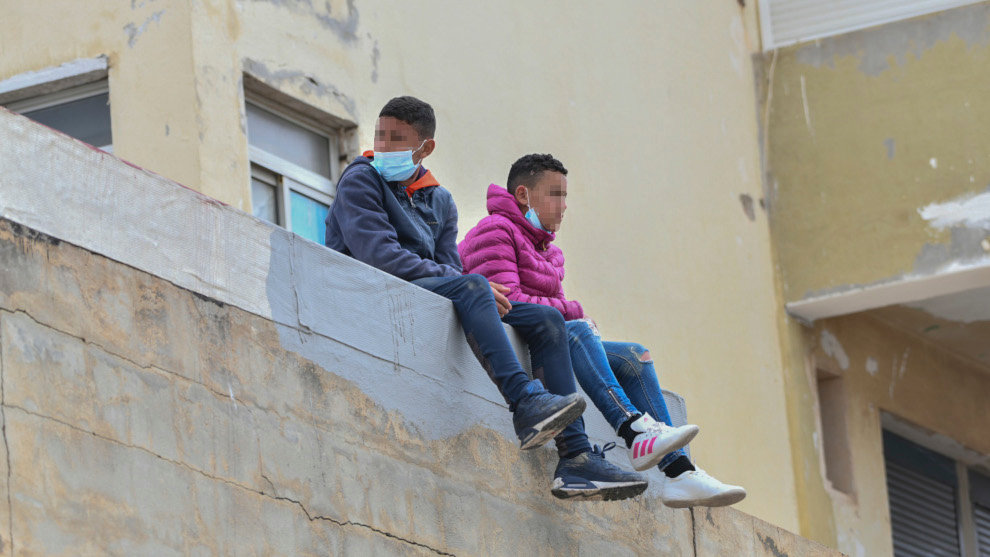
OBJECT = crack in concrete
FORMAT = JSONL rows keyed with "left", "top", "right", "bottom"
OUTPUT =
{"left": 0, "top": 308, "right": 286, "bottom": 422}
{"left": 4, "top": 404, "right": 453, "bottom": 555}
{"left": 271, "top": 491, "right": 456, "bottom": 556}
{"left": 1, "top": 307, "right": 460, "bottom": 474}
{"left": 0, "top": 324, "right": 14, "bottom": 555}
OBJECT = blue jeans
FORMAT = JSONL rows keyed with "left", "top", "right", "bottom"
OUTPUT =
{"left": 565, "top": 319, "right": 688, "bottom": 470}
{"left": 412, "top": 274, "right": 590, "bottom": 457}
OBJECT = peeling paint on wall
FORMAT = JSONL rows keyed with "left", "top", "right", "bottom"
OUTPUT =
{"left": 243, "top": 59, "right": 357, "bottom": 119}
{"left": 918, "top": 188, "right": 990, "bottom": 231}
{"left": 793, "top": 4, "right": 990, "bottom": 76}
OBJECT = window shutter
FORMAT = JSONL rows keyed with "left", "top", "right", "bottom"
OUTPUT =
{"left": 884, "top": 431, "right": 961, "bottom": 557}
{"left": 975, "top": 505, "right": 990, "bottom": 556}
{"left": 971, "top": 469, "right": 990, "bottom": 555}
{"left": 761, "top": 0, "right": 986, "bottom": 49}
{"left": 886, "top": 463, "right": 961, "bottom": 556}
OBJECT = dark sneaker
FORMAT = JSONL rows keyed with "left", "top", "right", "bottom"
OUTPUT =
{"left": 513, "top": 391, "right": 586, "bottom": 450}
{"left": 551, "top": 443, "right": 648, "bottom": 501}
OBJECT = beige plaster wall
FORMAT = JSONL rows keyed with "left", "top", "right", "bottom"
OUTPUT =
{"left": 761, "top": 3, "right": 990, "bottom": 303}
{"left": 1, "top": 0, "right": 799, "bottom": 533}
{"left": 805, "top": 313, "right": 990, "bottom": 557}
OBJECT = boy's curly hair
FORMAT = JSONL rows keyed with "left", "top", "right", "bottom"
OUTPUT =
{"left": 507, "top": 153, "right": 568, "bottom": 191}
{"left": 379, "top": 96, "right": 436, "bottom": 139}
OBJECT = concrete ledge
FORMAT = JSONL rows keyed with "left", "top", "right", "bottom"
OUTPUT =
{"left": 0, "top": 109, "right": 838, "bottom": 554}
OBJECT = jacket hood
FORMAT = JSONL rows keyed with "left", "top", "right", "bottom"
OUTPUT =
{"left": 485, "top": 183, "right": 555, "bottom": 248}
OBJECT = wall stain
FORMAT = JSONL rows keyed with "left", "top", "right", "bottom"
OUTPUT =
{"left": 124, "top": 10, "right": 165, "bottom": 48}
{"left": 371, "top": 39, "right": 380, "bottom": 83}
{"left": 758, "top": 533, "right": 790, "bottom": 557}
{"left": 243, "top": 59, "right": 358, "bottom": 120}
{"left": 740, "top": 194, "right": 756, "bottom": 221}
{"left": 251, "top": 0, "right": 360, "bottom": 43}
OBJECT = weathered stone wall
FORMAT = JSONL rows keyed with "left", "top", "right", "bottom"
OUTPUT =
{"left": 0, "top": 219, "right": 837, "bottom": 555}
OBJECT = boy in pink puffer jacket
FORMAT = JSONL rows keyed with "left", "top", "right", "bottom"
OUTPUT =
{"left": 459, "top": 154, "right": 747, "bottom": 508}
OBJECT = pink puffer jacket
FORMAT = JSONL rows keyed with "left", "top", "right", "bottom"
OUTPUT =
{"left": 458, "top": 184, "right": 584, "bottom": 320}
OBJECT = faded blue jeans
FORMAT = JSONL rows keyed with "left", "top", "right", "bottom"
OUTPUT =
{"left": 565, "top": 319, "right": 688, "bottom": 470}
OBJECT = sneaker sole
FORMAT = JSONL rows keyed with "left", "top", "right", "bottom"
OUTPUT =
{"left": 631, "top": 426, "right": 700, "bottom": 471}
{"left": 551, "top": 479, "right": 649, "bottom": 501}
{"left": 663, "top": 488, "right": 747, "bottom": 509}
{"left": 519, "top": 397, "right": 586, "bottom": 450}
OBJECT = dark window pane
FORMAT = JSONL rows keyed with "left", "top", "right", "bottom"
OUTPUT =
{"left": 290, "top": 190, "right": 328, "bottom": 245}
{"left": 22, "top": 92, "right": 112, "bottom": 147}
{"left": 251, "top": 179, "right": 278, "bottom": 224}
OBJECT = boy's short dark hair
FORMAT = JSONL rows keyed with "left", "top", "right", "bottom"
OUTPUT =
{"left": 379, "top": 96, "right": 436, "bottom": 139}
{"left": 507, "top": 153, "right": 568, "bottom": 191}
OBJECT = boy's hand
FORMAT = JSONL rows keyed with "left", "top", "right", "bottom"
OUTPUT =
{"left": 489, "top": 282, "right": 512, "bottom": 317}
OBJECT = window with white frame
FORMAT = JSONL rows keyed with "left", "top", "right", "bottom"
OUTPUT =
{"left": 883, "top": 428, "right": 990, "bottom": 556}
{"left": 245, "top": 96, "right": 350, "bottom": 245}
{"left": 0, "top": 57, "right": 111, "bottom": 151}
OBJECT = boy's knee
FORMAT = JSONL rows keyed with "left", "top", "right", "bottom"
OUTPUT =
{"left": 463, "top": 273, "right": 489, "bottom": 290}
{"left": 630, "top": 344, "right": 652, "bottom": 363}
{"left": 566, "top": 320, "right": 592, "bottom": 343}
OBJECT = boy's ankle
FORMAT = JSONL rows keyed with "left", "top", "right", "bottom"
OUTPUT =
{"left": 558, "top": 445, "right": 591, "bottom": 460}
{"left": 617, "top": 413, "right": 645, "bottom": 448}
{"left": 662, "top": 455, "right": 696, "bottom": 478}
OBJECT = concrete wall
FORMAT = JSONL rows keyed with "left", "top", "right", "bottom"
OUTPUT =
{"left": 0, "top": 111, "right": 838, "bottom": 555}
{"left": 758, "top": 3, "right": 990, "bottom": 552}
{"left": 761, "top": 3, "right": 990, "bottom": 304}
{"left": 0, "top": 0, "right": 796, "bottom": 532}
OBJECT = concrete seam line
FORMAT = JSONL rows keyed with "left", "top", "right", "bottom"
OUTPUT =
{"left": 4, "top": 404, "right": 455, "bottom": 556}
{"left": 690, "top": 507, "right": 698, "bottom": 557}
{"left": 0, "top": 314, "right": 14, "bottom": 556}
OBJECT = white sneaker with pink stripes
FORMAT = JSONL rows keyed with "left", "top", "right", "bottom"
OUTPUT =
{"left": 627, "top": 414, "right": 699, "bottom": 471}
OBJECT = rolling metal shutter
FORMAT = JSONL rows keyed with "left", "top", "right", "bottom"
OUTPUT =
{"left": 760, "top": 0, "right": 986, "bottom": 49}
{"left": 976, "top": 505, "right": 990, "bottom": 556}
{"left": 972, "top": 469, "right": 990, "bottom": 556}
{"left": 884, "top": 430, "right": 961, "bottom": 557}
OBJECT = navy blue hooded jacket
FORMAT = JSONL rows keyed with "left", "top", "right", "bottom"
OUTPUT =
{"left": 324, "top": 155, "right": 463, "bottom": 281}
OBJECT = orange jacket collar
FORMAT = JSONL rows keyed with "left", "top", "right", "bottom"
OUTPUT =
{"left": 405, "top": 169, "right": 439, "bottom": 198}
{"left": 361, "top": 152, "right": 439, "bottom": 197}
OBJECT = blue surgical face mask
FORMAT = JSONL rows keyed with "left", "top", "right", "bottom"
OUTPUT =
{"left": 370, "top": 141, "right": 426, "bottom": 182}
{"left": 525, "top": 205, "right": 547, "bottom": 231}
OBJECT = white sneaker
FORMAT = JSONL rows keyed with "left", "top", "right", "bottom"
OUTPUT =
{"left": 661, "top": 468, "right": 747, "bottom": 508}
{"left": 627, "top": 414, "right": 699, "bottom": 471}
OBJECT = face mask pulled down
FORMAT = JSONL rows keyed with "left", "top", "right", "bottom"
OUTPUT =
{"left": 524, "top": 192, "right": 548, "bottom": 232}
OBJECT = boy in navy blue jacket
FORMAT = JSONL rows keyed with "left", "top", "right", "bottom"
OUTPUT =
{"left": 325, "top": 96, "right": 645, "bottom": 500}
